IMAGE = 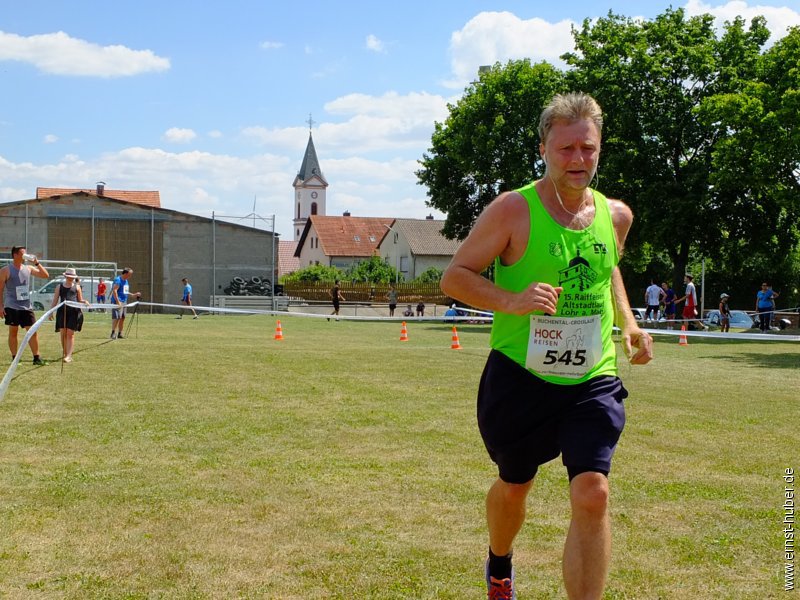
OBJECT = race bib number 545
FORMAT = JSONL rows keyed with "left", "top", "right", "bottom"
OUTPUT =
{"left": 526, "top": 315, "right": 602, "bottom": 379}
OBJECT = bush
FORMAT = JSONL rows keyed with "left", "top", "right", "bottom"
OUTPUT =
{"left": 281, "top": 264, "right": 343, "bottom": 283}
{"left": 345, "top": 256, "right": 400, "bottom": 284}
{"left": 413, "top": 267, "right": 443, "bottom": 283}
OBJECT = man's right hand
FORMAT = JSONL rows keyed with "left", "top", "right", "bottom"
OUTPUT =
{"left": 507, "top": 282, "right": 563, "bottom": 315}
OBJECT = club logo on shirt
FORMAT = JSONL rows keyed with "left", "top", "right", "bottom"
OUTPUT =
{"left": 549, "top": 242, "right": 563, "bottom": 257}
{"left": 558, "top": 251, "right": 597, "bottom": 293}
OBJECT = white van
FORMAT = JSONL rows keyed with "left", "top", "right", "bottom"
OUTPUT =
{"left": 30, "top": 278, "right": 106, "bottom": 311}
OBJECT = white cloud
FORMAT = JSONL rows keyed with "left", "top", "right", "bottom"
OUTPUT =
{"left": 366, "top": 34, "right": 385, "bottom": 53}
{"left": 684, "top": 0, "right": 800, "bottom": 42}
{"left": 208, "top": 130, "right": 223, "bottom": 139}
{"left": 446, "top": 11, "right": 575, "bottom": 89}
{"left": 0, "top": 135, "right": 439, "bottom": 238}
{"left": 259, "top": 40, "right": 284, "bottom": 49}
{"left": 163, "top": 127, "right": 197, "bottom": 144}
{"left": 243, "top": 92, "right": 449, "bottom": 155}
{"left": 444, "top": 4, "right": 800, "bottom": 90}
{"left": 0, "top": 30, "right": 170, "bottom": 77}
{"left": 44, "top": 134, "right": 58, "bottom": 144}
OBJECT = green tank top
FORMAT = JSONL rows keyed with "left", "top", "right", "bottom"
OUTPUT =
{"left": 490, "top": 182, "right": 619, "bottom": 385}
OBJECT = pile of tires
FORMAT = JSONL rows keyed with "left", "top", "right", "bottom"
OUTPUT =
{"left": 223, "top": 276, "right": 272, "bottom": 296}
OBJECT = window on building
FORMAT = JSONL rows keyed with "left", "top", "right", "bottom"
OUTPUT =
{"left": 311, "top": 202, "right": 318, "bottom": 215}
{"left": 353, "top": 235, "right": 360, "bottom": 242}
{"left": 297, "top": 203, "right": 301, "bottom": 219}
{"left": 400, "top": 256, "right": 409, "bottom": 273}
{"left": 369, "top": 235, "right": 376, "bottom": 242}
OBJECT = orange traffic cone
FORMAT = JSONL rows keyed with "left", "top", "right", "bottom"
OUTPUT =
{"left": 399, "top": 321, "right": 409, "bottom": 342}
{"left": 274, "top": 320, "right": 284, "bottom": 340}
{"left": 678, "top": 324, "right": 688, "bottom": 346}
{"left": 451, "top": 326, "right": 463, "bottom": 350}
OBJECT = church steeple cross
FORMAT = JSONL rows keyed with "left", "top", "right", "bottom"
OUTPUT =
{"left": 306, "top": 113, "right": 315, "bottom": 131}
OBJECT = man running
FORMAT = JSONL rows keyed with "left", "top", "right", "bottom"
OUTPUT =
{"left": 442, "top": 93, "right": 652, "bottom": 600}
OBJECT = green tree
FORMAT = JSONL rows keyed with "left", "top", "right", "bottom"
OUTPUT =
{"left": 280, "top": 264, "right": 343, "bottom": 283}
{"left": 416, "top": 60, "right": 566, "bottom": 240}
{"left": 416, "top": 9, "right": 800, "bottom": 299}
{"left": 345, "top": 255, "right": 400, "bottom": 283}
{"left": 697, "top": 26, "right": 800, "bottom": 301}
{"left": 565, "top": 9, "right": 798, "bottom": 289}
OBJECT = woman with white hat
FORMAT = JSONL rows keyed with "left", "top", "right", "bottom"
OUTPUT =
{"left": 48, "top": 268, "right": 90, "bottom": 363}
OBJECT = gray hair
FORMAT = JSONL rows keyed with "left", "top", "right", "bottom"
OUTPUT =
{"left": 538, "top": 93, "right": 603, "bottom": 143}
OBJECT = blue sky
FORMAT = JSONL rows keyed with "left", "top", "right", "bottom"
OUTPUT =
{"left": 2, "top": 0, "right": 799, "bottom": 237}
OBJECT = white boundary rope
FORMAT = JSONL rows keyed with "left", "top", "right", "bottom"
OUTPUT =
{"left": 1, "top": 301, "right": 796, "bottom": 403}
{"left": 0, "top": 303, "right": 61, "bottom": 402}
{"left": 634, "top": 326, "right": 800, "bottom": 342}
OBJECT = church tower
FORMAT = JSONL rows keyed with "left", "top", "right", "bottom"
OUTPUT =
{"left": 292, "top": 121, "right": 328, "bottom": 240}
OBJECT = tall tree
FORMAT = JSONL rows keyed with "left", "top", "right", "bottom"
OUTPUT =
{"left": 565, "top": 9, "right": 799, "bottom": 290}
{"left": 417, "top": 9, "right": 800, "bottom": 305}
{"left": 697, "top": 26, "right": 800, "bottom": 301}
{"left": 416, "top": 60, "right": 566, "bottom": 240}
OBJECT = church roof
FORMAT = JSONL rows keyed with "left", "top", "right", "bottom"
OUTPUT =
{"left": 36, "top": 186, "right": 161, "bottom": 208}
{"left": 391, "top": 218, "right": 461, "bottom": 256}
{"left": 295, "top": 215, "right": 394, "bottom": 258}
{"left": 295, "top": 133, "right": 327, "bottom": 185}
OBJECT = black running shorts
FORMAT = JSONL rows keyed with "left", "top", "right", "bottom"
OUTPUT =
{"left": 477, "top": 349, "right": 628, "bottom": 484}
{"left": 4, "top": 307, "right": 36, "bottom": 328}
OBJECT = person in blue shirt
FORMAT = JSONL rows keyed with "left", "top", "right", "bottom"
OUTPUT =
{"left": 110, "top": 268, "right": 141, "bottom": 339}
{"left": 755, "top": 282, "right": 779, "bottom": 332}
{"left": 444, "top": 303, "right": 458, "bottom": 323}
{"left": 177, "top": 277, "right": 198, "bottom": 319}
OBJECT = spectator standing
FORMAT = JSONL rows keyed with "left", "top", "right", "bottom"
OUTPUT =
{"left": 416, "top": 301, "right": 425, "bottom": 317}
{"left": 0, "top": 246, "right": 50, "bottom": 364}
{"left": 386, "top": 284, "right": 398, "bottom": 317}
{"left": 719, "top": 293, "right": 731, "bottom": 333}
{"left": 643, "top": 279, "right": 665, "bottom": 322}
{"left": 755, "top": 282, "right": 779, "bottom": 332}
{"left": 49, "top": 267, "right": 90, "bottom": 362}
{"left": 110, "top": 268, "right": 141, "bottom": 339}
{"left": 661, "top": 282, "right": 677, "bottom": 329}
{"left": 96, "top": 277, "right": 107, "bottom": 304}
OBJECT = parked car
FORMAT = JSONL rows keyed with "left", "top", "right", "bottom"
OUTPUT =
{"left": 704, "top": 309, "right": 754, "bottom": 329}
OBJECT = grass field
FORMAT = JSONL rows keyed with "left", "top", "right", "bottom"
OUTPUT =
{"left": 0, "top": 311, "right": 797, "bottom": 599}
